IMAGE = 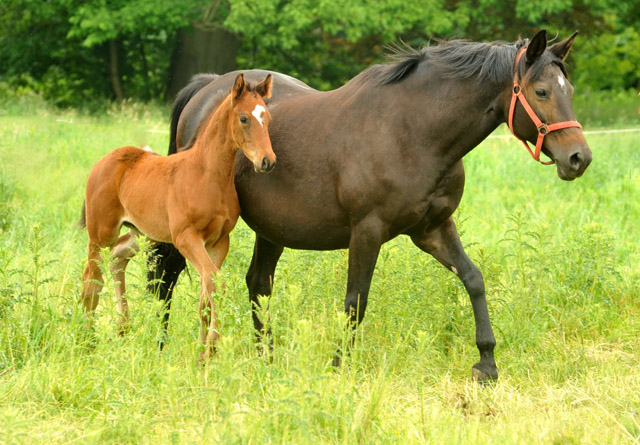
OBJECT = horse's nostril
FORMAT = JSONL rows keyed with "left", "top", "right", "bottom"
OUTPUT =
{"left": 569, "top": 152, "right": 582, "bottom": 170}
{"left": 261, "top": 157, "right": 270, "bottom": 171}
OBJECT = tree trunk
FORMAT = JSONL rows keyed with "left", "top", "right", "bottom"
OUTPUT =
{"left": 108, "top": 39, "right": 125, "bottom": 101}
{"left": 166, "top": 25, "right": 240, "bottom": 100}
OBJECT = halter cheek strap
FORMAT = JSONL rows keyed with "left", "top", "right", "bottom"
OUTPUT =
{"left": 508, "top": 47, "right": 583, "bottom": 165}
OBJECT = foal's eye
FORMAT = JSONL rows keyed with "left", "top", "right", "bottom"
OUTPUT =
{"left": 535, "top": 89, "right": 549, "bottom": 99}
{"left": 239, "top": 116, "right": 248, "bottom": 124}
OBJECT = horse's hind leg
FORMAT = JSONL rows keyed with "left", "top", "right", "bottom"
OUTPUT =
{"left": 410, "top": 217, "right": 498, "bottom": 382}
{"left": 110, "top": 230, "right": 140, "bottom": 335}
{"left": 147, "top": 243, "right": 186, "bottom": 347}
{"left": 81, "top": 242, "right": 106, "bottom": 317}
{"left": 81, "top": 205, "right": 121, "bottom": 325}
{"left": 245, "top": 235, "right": 283, "bottom": 344}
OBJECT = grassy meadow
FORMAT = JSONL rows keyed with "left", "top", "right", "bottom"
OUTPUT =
{"left": 0, "top": 95, "right": 639, "bottom": 443}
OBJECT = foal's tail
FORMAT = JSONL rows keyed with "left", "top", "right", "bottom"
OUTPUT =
{"left": 77, "top": 200, "right": 87, "bottom": 229}
{"left": 168, "top": 73, "right": 219, "bottom": 155}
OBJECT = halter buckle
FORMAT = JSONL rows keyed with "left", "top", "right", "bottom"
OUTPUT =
{"left": 513, "top": 85, "right": 521, "bottom": 94}
{"left": 538, "top": 124, "right": 548, "bottom": 135}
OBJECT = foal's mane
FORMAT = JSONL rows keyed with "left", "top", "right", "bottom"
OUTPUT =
{"left": 356, "top": 38, "right": 564, "bottom": 87}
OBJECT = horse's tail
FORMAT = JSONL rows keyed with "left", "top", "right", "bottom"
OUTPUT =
{"left": 168, "top": 73, "right": 219, "bottom": 155}
{"left": 77, "top": 200, "right": 87, "bottom": 229}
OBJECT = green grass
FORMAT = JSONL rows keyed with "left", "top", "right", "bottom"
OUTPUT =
{"left": 0, "top": 99, "right": 639, "bottom": 444}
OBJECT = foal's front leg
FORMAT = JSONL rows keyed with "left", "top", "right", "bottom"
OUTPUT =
{"left": 173, "top": 228, "right": 223, "bottom": 360}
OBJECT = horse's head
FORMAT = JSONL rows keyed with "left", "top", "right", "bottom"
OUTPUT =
{"left": 508, "top": 30, "right": 592, "bottom": 180}
{"left": 230, "top": 73, "right": 276, "bottom": 173}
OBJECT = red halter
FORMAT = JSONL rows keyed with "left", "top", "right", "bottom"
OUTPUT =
{"left": 508, "top": 47, "right": 583, "bottom": 165}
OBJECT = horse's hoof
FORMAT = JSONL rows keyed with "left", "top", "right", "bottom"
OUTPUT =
{"left": 198, "top": 346, "right": 216, "bottom": 363}
{"left": 116, "top": 324, "right": 130, "bottom": 337}
{"left": 331, "top": 354, "right": 341, "bottom": 367}
{"left": 472, "top": 363, "right": 498, "bottom": 384}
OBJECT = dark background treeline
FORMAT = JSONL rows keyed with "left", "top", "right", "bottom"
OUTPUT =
{"left": 0, "top": 0, "right": 638, "bottom": 107}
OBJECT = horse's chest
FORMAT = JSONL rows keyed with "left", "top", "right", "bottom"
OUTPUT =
{"left": 412, "top": 164, "right": 466, "bottom": 231}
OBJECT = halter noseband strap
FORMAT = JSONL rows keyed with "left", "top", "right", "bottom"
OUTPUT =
{"left": 507, "top": 47, "right": 582, "bottom": 165}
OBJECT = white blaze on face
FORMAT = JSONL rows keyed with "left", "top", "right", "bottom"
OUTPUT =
{"left": 557, "top": 75, "right": 567, "bottom": 93}
{"left": 252, "top": 104, "right": 266, "bottom": 127}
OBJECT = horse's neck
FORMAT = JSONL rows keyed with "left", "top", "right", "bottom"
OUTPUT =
{"left": 409, "top": 74, "right": 509, "bottom": 163}
{"left": 190, "top": 99, "right": 238, "bottom": 188}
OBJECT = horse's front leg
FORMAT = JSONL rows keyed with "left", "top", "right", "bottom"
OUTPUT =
{"left": 245, "top": 235, "right": 284, "bottom": 345}
{"left": 173, "top": 229, "right": 221, "bottom": 360}
{"left": 410, "top": 217, "right": 498, "bottom": 382}
{"left": 335, "top": 217, "right": 384, "bottom": 365}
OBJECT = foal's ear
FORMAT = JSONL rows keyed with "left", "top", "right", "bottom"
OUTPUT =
{"left": 549, "top": 31, "right": 578, "bottom": 61}
{"left": 232, "top": 73, "right": 246, "bottom": 100}
{"left": 256, "top": 74, "right": 273, "bottom": 99}
{"left": 526, "top": 29, "right": 547, "bottom": 64}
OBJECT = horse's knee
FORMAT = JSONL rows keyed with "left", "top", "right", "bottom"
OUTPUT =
{"left": 246, "top": 266, "right": 272, "bottom": 297}
{"left": 461, "top": 265, "right": 485, "bottom": 299}
{"left": 198, "top": 295, "right": 212, "bottom": 319}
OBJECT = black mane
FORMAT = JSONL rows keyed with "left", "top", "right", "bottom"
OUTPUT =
{"left": 356, "top": 38, "right": 563, "bottom": 86}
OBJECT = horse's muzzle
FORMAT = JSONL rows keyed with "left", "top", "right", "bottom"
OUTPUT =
{"left": 556, "top": 145, "right": 592, "bottom": 180}
{"left": 256, "top": 156, "right": 276, "bottom": 173}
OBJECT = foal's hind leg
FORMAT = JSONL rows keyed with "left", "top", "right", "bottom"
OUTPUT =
{"left": 81, "top": 243, "right": 106, "bottom": 317}
{"left": 81, "top": 212, "right": 121, "bottom": 325}
{"left": 410, "top": 217, "right": 498, "bottom": 382}
{"left": 110, "top": 231, "right": 140, "bottom": 335}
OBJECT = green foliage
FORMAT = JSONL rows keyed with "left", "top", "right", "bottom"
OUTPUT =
{"left": 572, "top": 26, "right": 640, "bottom": 91}
{"left": 67, "top": 0, "right": 198, "bottom": 47}
{"left": 0, "top": 170, "right": 14, "bottom": 233}
{"left": 0, "top": 0, "right": 639, "bottom": 104}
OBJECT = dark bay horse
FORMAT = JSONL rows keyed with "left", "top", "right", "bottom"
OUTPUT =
{"left": 151, "top": 30, "right": 591, "bottom": 380}
{"left": 80, "top": 74, "right": 274, "bottom": 359}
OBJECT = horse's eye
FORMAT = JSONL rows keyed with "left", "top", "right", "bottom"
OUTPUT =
{"left": 535, "top": 89, "right": 549, "bottom": 99}
{"left": 240, "top": 115, "right": 248, "bottom": 124}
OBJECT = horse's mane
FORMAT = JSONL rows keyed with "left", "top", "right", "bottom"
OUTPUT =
{"left": 356, "top": 38, "right": 563, "bottom": 86}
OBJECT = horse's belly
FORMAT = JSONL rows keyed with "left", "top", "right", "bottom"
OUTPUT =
{"left": 123, "top": 212, "right": 172, "bottom": 244}
{"left": 241, "top": 205, "right": 351, "bottom": 250}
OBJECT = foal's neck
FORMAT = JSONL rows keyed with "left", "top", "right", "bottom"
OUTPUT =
{"left": 191, "top": 95, "right": 239, "bottom": 185}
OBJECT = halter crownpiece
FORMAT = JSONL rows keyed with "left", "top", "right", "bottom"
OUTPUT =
{"left": 507, "top": 47, "right": 583, "bottom": 165}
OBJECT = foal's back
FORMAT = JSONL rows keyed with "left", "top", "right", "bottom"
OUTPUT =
{"left": 85, "top": 145, "right": 178, "bottom": 244}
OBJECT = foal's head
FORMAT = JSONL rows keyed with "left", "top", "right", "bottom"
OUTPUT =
{"left": 509, "top": 30, "right": 592, "bottom": 180}
{"left": 229, "top": 73, "right": 276, "bottom": 173}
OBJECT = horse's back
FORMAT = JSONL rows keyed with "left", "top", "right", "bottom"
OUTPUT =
{"left": 87, "top": 146, "right": 164, "bottom": 210}
{"left": 176, "top": 70, "right": 318, "bottom": 151}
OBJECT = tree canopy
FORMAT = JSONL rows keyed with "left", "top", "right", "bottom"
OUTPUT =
{"left": 0, "top": 0, "right": 637, "bottom": 105}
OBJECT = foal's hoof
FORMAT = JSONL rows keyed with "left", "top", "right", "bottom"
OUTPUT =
{"left": 116, "top": 324, "right": 131, "bottom": 337}
{"left": 472, "top": 363, "right": 498, "bottom": 384}
{"left": 198, "top": 347, "right": 217, "bottom": 363}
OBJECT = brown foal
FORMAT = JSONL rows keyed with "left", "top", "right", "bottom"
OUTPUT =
{"left": 80, "top": 73, "right": 274, "bottom": 359}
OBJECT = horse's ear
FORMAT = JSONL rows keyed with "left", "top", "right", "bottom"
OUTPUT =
{"left": 256, "top": 74, "right": 273, "bottom": 99}
{"left": 526, "top": 29, "right": 547, "bottom": 64}
{"left": 232, "top": 73, "right": 245, "bottom": 100}
{"left": 549, "top": 31, "right": 578, "bottom": 61}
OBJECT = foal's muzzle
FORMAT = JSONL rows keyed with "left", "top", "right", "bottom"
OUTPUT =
{"left": 255, "top": 156, "right": 276, "bottom": 173}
